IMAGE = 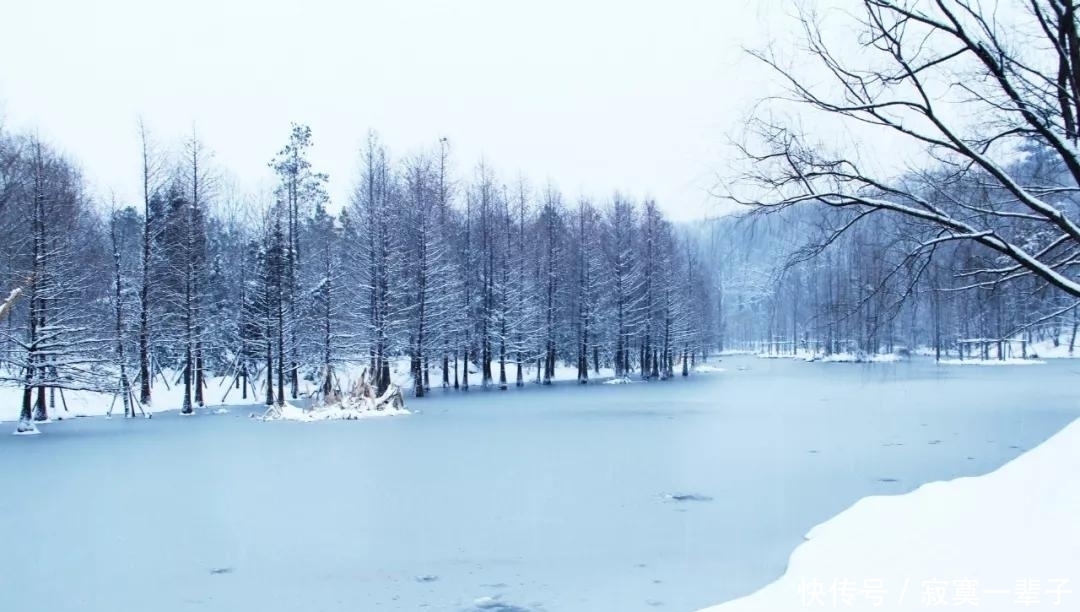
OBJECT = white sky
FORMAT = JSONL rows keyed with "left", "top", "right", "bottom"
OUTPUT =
{"left": 0, "top": 0, "right": 791, "bottom": 221}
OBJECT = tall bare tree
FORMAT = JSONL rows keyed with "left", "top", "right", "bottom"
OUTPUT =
{"left": 136, "top": 119, "right": 162, "bottom": 407}
{"left": 737, "top": 1, "right": 1080, "bottom": 303}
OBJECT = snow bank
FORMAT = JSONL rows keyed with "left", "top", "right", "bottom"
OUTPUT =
{"left": 602, "top": 376, "right": 639, "bottom": 385}
{"left": 806, "top": 352, "right": 903, "bottom": 363}
{"left": 914, "top": 338, "right": 1079, "bottom": 360}
{"left": 756, "top": 353, "right": 795, "bottom": 359}
{"left": 1026, "top": 338, "right": 1080, "bottom": 359}
{"left": 259, "top": 398, "right": 409, "bottom": 422}
{"left": 697, "top": 418, "right": 1080, "bottom": 612}
{"left": 11, "top": 421, "right": 40, "bottom": 436}
{"left": 938, "top": 358, "right": 1046, "bottom": 366}
{"left": 693, "top": 364, "right": 727, "bottom": 373}
{"left": 0, "top": 373, "right": 252, "bottom": 423}
{"left": 753, "top": 352, "right": 903, "bottom": 363}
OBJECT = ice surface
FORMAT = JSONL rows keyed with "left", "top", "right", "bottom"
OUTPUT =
{"left": 0, "top": 357, "right": 1077, "bottom": 612}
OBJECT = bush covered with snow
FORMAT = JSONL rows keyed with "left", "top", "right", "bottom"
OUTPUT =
{"left": 259, "top": 370, "right": 409, "bottom": 422}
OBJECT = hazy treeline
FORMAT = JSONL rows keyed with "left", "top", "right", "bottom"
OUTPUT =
{"left": 711, "top": 143, "right": 1079, "bottom": 358}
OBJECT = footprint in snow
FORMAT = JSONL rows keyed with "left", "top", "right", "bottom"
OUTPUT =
{"left": 209, "top": 567, "right": 233, "bottom": 575}
{"left": 415, "top": 574, "right": 438, "bottom": 583}
{"left": 877, "top": 478, "right": 900, "bottom": 483}
{"left": 928, "top": 439, "right": 942, "bottom": 445}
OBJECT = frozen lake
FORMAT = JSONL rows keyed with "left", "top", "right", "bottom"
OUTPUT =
{"left": 1, "top": 356, "right": 1078, "bottom": 612}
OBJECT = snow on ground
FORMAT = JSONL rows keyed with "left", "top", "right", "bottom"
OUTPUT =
{"left": 698, "top": 417, "right": 1080, "bottom": 612}
{"left": 0, "top": 373, "right": 246, "bottom": 424}
{"left": 1029, "top": 337, "right": 1080, "bottom": 359}
{"left": 816, "top": 352, "right": 902, "bottom": 363}
{"left": 0, "top": 347, "right": 724, "bottom": 427}
{"left": 11, "top": 423, "right": 40, "bottom": 435}
{"left": 260, "top": 401, "right": 409, "bottom": 422}
{"left": 753, "top": 351, "right": 904, "bottom": 363}
{"left": 908, "top": 337, "right": 1080, "bottom": 360}
{"left": 693, "top": 364, "right": 727, "bottom": 373}
{"left": 603, "top": 376, "right": 639, "bottom": 385}
{"left": 752, "top": 352, "right": 905, "bottom": 363}
{"left": 938, "top": 358, "right": 1046, "bottom": 366}
{"left": 0, "top": 358, "right": 624, "bottom": 425}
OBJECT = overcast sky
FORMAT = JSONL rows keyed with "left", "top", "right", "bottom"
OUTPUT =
{"left": 0, "top": 0, "right": 790, "bottom": 220}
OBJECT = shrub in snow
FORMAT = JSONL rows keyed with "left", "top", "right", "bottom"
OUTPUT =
{"left": 261, "top": 368, "right": 408, "bottom": 422}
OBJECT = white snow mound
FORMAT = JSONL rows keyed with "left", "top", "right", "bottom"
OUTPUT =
{"left": 261, "top": 399, "right": 409, "bottom": 422}
{"left": 12, "top": 422, "right": 40, "bottom": 436}
{"left": 697, "top": 417, "right": 1080, "bottom": 611}
{"left": 811, "top": 352, "right": 903, "bottom": 363}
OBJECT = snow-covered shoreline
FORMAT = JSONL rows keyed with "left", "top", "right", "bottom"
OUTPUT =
{"left": 698, "top": 417, "right": 1080, "bottom": 611}
{"left": 0, "top": 359, "right": 619, "bottom": 425}
{"left": 938, "top": 358, "right": 1047, "bottom": 366}
{"left": 259, "top": 401, "right": 409, "bottom": 422}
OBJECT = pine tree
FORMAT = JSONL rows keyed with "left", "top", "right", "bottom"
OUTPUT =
{"left": 270, "top": 124, "right": 328, "bottom": 400}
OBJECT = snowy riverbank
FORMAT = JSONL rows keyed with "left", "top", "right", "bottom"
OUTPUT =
{"left": 260, "top": 401, "right": 410, "bottom": 421}
{"left": 698, "top": 417, "right": 1080, "bottom": 611}
{"left": 938, "top": 358, "right": 1047, "bottom": 366}
{"left": 0, "top": 359, "right": 628, "bottom": 424}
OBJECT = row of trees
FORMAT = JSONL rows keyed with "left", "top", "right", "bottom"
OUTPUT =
{"left": 239, "top": 131, "right": 721, "bottom": 405}
{"left": 707, "top": 189, "right": 1074, "bottom": 359}
{"left": 0, "top": 135, "right": 110, "bottom": 430}
{"left": 0, "top": 122, "right": 723, "bottom": 431}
